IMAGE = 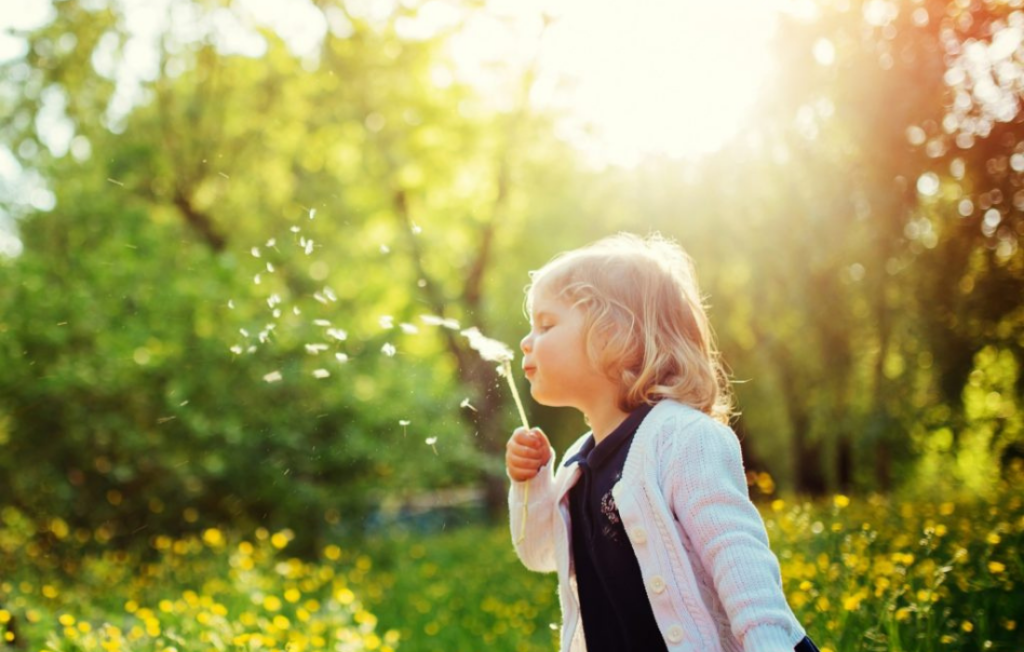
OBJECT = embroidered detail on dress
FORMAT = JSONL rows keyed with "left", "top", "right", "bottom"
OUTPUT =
{"left": 600, "top": 490, "right": 622, "bottom": 541}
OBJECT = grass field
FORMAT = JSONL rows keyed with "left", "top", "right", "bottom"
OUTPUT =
{"left": 1, "top": 473, "right": 1021, "bottom": 652}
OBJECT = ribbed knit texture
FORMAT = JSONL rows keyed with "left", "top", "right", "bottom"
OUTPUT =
{"left": 509, "top": 400, "right": 807, "bottom": 652}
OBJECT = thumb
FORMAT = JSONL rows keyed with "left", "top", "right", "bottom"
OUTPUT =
{"left": 529, "top": 428, "right": 551, "bottom": 449}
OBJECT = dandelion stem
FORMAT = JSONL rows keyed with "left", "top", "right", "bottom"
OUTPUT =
{"left": 503, "top": 359, "right": 532, "bottom": 545}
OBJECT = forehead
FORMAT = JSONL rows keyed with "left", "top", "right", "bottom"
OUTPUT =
{"left": 528, "top": 281, "right": 571, "bottom": 316}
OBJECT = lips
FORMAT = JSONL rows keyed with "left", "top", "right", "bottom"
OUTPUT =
{"left": 523, "top": 366, "right": 537, "bottom": 379}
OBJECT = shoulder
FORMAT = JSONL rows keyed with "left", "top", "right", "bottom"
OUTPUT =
{"left": 646, "top": 400, "right": 742, "bottom": 465}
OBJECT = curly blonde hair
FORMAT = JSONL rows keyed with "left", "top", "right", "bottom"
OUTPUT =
{"left": 526, "top": 232, "right": 734, "bottom": 424}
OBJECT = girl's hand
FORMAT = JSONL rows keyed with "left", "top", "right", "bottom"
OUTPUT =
{"left": 506, "top": 427, "right": 552, "bottom": 482}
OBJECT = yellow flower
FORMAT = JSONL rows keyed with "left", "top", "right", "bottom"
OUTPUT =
{"left": 58, "top": 614, "right": 76, "bottom": 627}
{"left": 833, "top": 495, "right": 850, "bottom": 508}
{"left": 324, "top": 544, "right": 342, "bottom": 561}
{"left": 285, "top": 588, "right": 301, "bottom": 603}
{"left": 962, "top": 621, "right": 974, "bottom": 633}
{"left": 0, "top": 610, "right": 9, "bottom": 624}
{"left": 263, "top": 596, "right": 282, "bottom": 612}
{"left": 986, "top": 533, "right": 1001, "bottom": 545}
{"left": 202, "top": 528, "right": 224, "bottom": 547}
{"left": 935, "top": 524, "right": 947, "bottom": 536}
{"left": 895, "top": 607, "right": 911, "bottom": 622}
{"left": 771, "top": 499, "right": 785, "bottom": 512}
{"left": 988, "top": 561, "right": 1006, "bottom": 574}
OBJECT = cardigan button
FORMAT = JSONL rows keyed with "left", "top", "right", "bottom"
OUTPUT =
{"left": 666, "top": 625, "right": 684, "bottom": 644}
{"left": 631, "top": 527, "right": 647, "bottom": 544}
{"left": 649, "top": 575, "right": 666, "bottom": 594}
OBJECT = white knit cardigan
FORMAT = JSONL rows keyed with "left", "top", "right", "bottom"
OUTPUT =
{"left": 508, "top": 399, "right": 807, "bottom": 652}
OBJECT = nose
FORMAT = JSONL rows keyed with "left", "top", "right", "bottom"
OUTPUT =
{"left": 520, "top": 332, "right": 533, "bottom": 354}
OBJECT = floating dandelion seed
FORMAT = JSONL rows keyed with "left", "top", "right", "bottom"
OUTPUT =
{"left": 425, "top": 436, "right": 438, "bottom": 454}
{"left": 400, "top": 322, "right": 419, "bottom": 334}
{"left": 313, "top": 368, "right": 330, "bottom": 379}
{"left": 266, "top": 262, "right": 275, "bottom": 273}
{"left": 326, "top": 328, "right": 348, "bottom": 342}
{"left": 313, "top": 319, "right": 331, "bottom": 327}
{"left": 219, "top": 172, "right": 230, "bottom": 179}
{"left": 272, "top": 309, "right": 281, "bottom": 318}
{"left": 379, "top": 315, "right": 394, "bottom": 329}
{"left": 240, "top": 328, "right": 250, "bottom": 337}
{"left": 399, "top": 419, "right": 410, "bottom": 436}
{"left": 381, "top": 343, "right": 397, "bottom": 357}
{"left": 254, "top": 274, "right": 261, "bottom": 285}
{"left": 247, "top": 345, "right": 257, "bottom": 354}
{"left": 267, "top": 294, "right": 282, "bottom": 309}
{"left": 441, "top": 318, "right": 460, "bottom": 329}
{"left": 251, "top": 247, "right": 261, "bottom": 258}
{"left": 266, "top": 238, "right": 276, "bottom": 248}
{"left": 309, "top": 208, "right": 317, "bottom": 220}
{"left": 411, "top": 222, "right": 422, "bottom": 234}
{"left": 305, "top": 343, "right": 329, "bottom": 354}
{"left": 290, "top": 226, "right": 301, "bottom": 233}
{"left": 304, "top": 239, "right": 314, "bottom": 255}
{"left": 380, "top": 244, "right": 390, "bottom": 254}
{"left": 323, "top": 287, "right": 338, "bottom": 302}
{"left": 293, "top": 306, "right": 301, "bottom": 315}
{"left": 460, "top": 397, "right": 476, "bottom": 412}
{"left": 313, "top": 292, "right": 329, "bottom": 305}
{"left": 107, "top": 178, "right": 124, "bottom": 186}
{"left": 230, "top": 345, "right": 243, "bottom": 355}
{"left": 228, "top": 299, "right": 235, "bottom": 309}
{"left": 258, "top": 330, "right": 270, "bottom": 344}
{"left": 420, "top": 314, "right": 461, "bottom": 329}
{"left": 263, "top": 370, "right": 283, "bottom": 383}
{"left": 335, "top": 352, "right": 349, "bottom": 363}
{"left": 180, "top": 400, "right": 189, "bottom": 406}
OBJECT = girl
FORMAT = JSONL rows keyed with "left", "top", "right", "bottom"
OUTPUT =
{"left": 505, "top": 233, "right": 819, "bottom": 652}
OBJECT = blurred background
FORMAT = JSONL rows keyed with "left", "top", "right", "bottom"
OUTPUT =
{"left": 1, "top": 0, "right": 1022, "bottom": 650}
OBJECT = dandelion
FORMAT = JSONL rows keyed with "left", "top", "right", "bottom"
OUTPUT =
{"left": 425, "top": 436, "right": 438, "bottom": 454}
{"left": 399, "top": 420, "right": 410, "bottom": 436}
{"left": 460, "top": 327, "right": 531, "bottom": 542}
{"left": 312, "top": 369, "right": 330, "bottom": 379}
{"left": 381, "top": 343, "right": 397, "bottom": 357}
{"left": 263, "top": 371, "right": 283, "bottom": 383}
{"left": 379, "top": 315, "right": 394, "bottom": 329}
{"left": 326, "top": 328, "right": 348, "bottom": 342}
{"left": 290, "top": 226, "right": 300, "bottom": 233}
{"left": 335, "top": 353, "right": 349, "bottom": 363}
{"left": 460, "top": 397, "right": 476, "bottom": 412}
{"left": 988, "top": 561, "right": 1006, "bottom": 573}
{"left": 400, "top": 322, "right": 419, "bottom": 334}
{"left": 251, "top": 247, "right": 261, "bottom": 258}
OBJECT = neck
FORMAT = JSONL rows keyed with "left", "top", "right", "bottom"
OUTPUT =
{"left": 585, "top": 401, "right": 631, "bottom": 445}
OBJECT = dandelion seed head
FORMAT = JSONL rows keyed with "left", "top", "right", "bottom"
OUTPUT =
{"left": 381, "top": 343, "right": 397, "bottom": 357}
{"left": 251, "top": 247, "right": 261, "bottom": 258}
{"left": 335, "top": 352, "right": 349, "bottom": 363}
{"left": 263, "top": 370, "right": 283, "bottom": 383}
{"left": 400, "top": 322, "right": 419, "bottom": 334}
{"left": 313, "top": 368, "right": 330, "bottom": 379}
{"left": 461, "top": 327, "right": 515, "bottom": 363}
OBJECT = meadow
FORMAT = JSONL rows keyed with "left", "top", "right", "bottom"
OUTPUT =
{"left": 2, "top": 469, "right": 1021, "bottom": 652}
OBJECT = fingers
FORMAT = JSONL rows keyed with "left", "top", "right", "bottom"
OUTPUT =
{"left": 506, "top": 427, "right": 553, "bottom": 482}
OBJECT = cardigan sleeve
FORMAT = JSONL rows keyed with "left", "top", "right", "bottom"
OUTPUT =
{"left": 508, "top": 451, "right": 558, "bottom": 573}
{"left": 668, "top": 420, "right": 803, "bottom": 652}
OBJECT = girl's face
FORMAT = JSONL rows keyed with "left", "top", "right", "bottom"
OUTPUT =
{"left": 520, "top": 284, "right": 616, "bottom": 411}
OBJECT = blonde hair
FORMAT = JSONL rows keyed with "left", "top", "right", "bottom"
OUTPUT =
{"left": 526, "top": 232, "right": 734, "bottom": 424}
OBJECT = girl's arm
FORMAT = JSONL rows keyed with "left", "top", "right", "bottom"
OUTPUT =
{"left": 508, "top": 455, "right": 558, "bottom": 573}
{"left": 669, "top": 420, "right": 803, "bottom": 652}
